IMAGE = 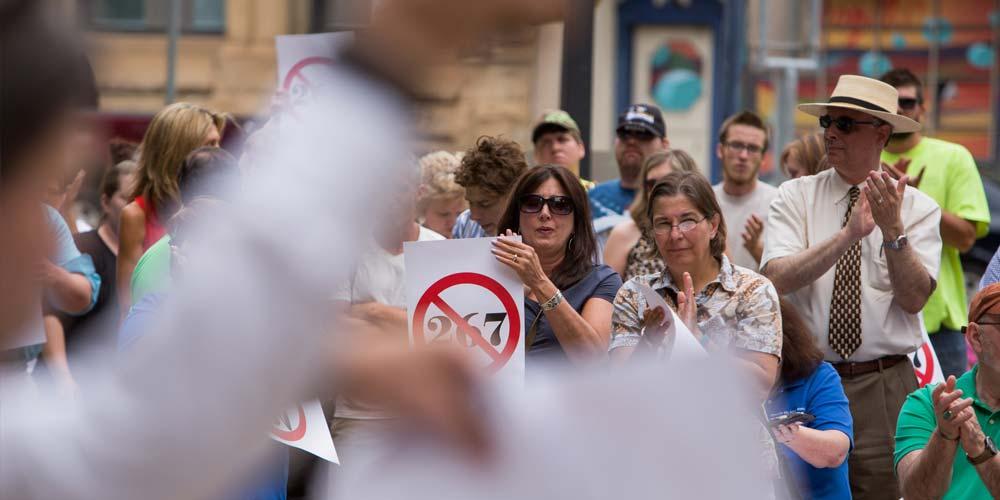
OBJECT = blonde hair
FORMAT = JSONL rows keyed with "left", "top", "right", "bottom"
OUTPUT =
{"left": 417, "top": 151, "right": 466, "bottom": 213}
{"left": 132, "top": 102, "right": 227, "bottom": 219}
{"left": 629, "top": 149, "right": 698, "bottom": 228}
{"left": 780, "top": 132, "right": 828, "bottom": 178}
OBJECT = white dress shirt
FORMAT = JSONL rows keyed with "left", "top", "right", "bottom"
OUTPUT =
{"left": 761, "top": 167, "right": 942, "bottom": 362}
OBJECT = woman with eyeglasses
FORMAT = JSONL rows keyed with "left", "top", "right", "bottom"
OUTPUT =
{"left": 608, "top": 171, "right": 781, "bottom": 400}
{"left": 491, "top": 165, "right": 623, "bottom": 366}
{"left": 603, "top": 150, "right": 698, "bottom": 282}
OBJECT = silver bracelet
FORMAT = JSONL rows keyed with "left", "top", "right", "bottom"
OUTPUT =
{"left": 541, "top": 290, "right": 564, "bottom": 311}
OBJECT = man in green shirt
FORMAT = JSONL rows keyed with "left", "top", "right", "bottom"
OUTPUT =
{"left": 895, "top": 283, "right": 1000, "bottom": 499}
{"left": 880, "top": 68, "right": 990, "bottom": 378}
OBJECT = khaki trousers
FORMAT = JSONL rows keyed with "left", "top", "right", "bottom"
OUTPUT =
{"left": 840, "top": 358, "right": 917, "bottom": 500}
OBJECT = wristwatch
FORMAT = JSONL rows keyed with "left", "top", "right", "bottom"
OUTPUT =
{"left": 882, "top": 234, "right": 909, "bottom": 251}
{"left": 968, "top": 436, "right": 998, "bottom": 466}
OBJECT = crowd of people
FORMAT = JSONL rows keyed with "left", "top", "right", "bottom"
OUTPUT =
{"left": 7, "top": 0, "right": 1000, "bottom": 499}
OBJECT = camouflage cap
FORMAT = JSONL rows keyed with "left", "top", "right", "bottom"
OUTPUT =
{"left": 531, "top": 109, "right": 582, "bottom": 144}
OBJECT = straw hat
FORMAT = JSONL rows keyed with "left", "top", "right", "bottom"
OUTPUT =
{"left": 798, "top": 75, "right": 921, "bottom": 133}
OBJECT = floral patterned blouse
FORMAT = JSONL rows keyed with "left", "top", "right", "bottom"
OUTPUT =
{"left": 609, "top": 255, "right": 782, "bottom": 358}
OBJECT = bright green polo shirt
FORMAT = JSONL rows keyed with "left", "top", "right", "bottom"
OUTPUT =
{"left": 882, "top": 137, "right": 990, "bottom": 332}
{"left": 130, "top": 235, "right": 172, "bottom": 304}
{"left": 895, "top": 365, "right": 1000, "bottom": 499}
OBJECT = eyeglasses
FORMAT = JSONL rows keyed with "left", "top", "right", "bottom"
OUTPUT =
{"left": 617, "top": 130, "right": 657, "bottom": 142}
{"left": 651, "top": 215, "right": 708, "bottom": 235}
{"left": 519, "top": 194, "right": 574, "bottom": 216}
{"left": 723, "top": 141, "right": 764, "bottom": 155}
{"left": 819, "top": 114, "right": 882, "bottom": 134}
{"left": 898, "top": 97, "right": 921, "bottom": 111}
{"left": 962, "top": 322, "right": 1000, "bottom": 333}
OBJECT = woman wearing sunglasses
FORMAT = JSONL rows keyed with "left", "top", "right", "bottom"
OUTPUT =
{"left": 608, "top": 171, "right": 782, "bottom": 400}
{"left": 603, "top": 149, "right": 698, "bottom": 282}
{"left": 491, "top": 165, "right": 623, "bottom": 366}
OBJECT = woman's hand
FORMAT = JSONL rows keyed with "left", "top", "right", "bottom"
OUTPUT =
{"left": 639, "top": 306, "right": 671, "bottom": 348}
{"left": 675, "top": 272, "right": 701, "bottom": 339}
{"left": 491, "top": 230, "right": 549, "bottom": 291}
{"left": 774, "top": 422, "right": 801, "bottom": 445}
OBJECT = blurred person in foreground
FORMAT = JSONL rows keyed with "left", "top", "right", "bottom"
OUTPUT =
{"left": 116, "top": 102, "right": 226, "bottom": 318}
{"left": 416, "top": 151, "right": 466, "bottom": 239}
{"left": 880, "top": 68, "right": 990, "bottom": 379}
{"left": 767, "top": 300, "right": 852, "bottom": 500}
{"left": 712, "top": 110, "right": 777, "bottom": 270}
{"left": 762, "top": 75, "right": 941, "bottom": 500}
{"left": 896, "top": 282, "right": 1000, "bottom": 499}
{"left": 780, "top": 132, "right": 828, "bottom": 180}
{"left": 452, "top": 136, "right": 529, "bottom": 238}
{"left": 530, "top": 109, "right": 594, "bottom": 188}
{"left": 0, "top": 0, "right": 569, "bottom": 497}
{"left": 492, "top": 165, "right": 622, "bottom": 368}
{"left": 603, "top": 149, "right": 697, "bottom": 281}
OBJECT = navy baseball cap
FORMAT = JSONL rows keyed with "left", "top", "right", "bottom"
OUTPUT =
{"left": 616, "top": 104, "right": 666, "bottom": 138}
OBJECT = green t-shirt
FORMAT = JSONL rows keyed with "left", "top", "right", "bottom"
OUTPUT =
{"left": 882, "top": 137, "right": 990, "bottom": 332}
{"left": 895, "top": 365, "right": 1000, "bottom": 499}
{"left": 130, "top": 235, "right": 172, "bottom": 303}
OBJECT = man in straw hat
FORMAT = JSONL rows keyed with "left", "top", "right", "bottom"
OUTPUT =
{"left": 761, "top": 75, "right": 943, "bottom": 499}
{"left": 895, "top": 282, "right": 1000, "bottom": 499}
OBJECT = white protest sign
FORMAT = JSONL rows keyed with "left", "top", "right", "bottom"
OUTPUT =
{"left": 635, "top": 283, "right": 708, "bottom": 360}
{"left": 270, "top": 399, "right": 339, "bottom": 463}
{"left": 910, "top": 322, "right": 945, "bottom": 388}
{"left": 275, "top": 33, "right": 353, "bottom": 115}
{"left": 405, "top": 238, "right": 525, "bottom": 384}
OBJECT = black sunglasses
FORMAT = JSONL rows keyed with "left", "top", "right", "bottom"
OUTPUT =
{"left": 617, "top": 130, "right": 657, "bottom": 142}
{"left": 898, "top": 97, "right": 921, "bottom": 110}
{"left": 519, "top": 194, "right": 574, "bottom": 216}
{"left": 819, "top": 114, "right": 882, "bottom": 134}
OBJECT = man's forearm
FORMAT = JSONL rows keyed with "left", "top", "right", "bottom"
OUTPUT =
{"left": 762, "top": 229, "right": 854, "bottom": 295}
{"left": 973, "top": 455, "right": 1000, "bottom": 496}
{"left": 884, "top": 238, "right": 934, "bottom": 314}
{"left": 940, "top": 212, "right": 978, "bottom": 253}
{"left": 899, "top": 433, "right": 959, "bottom": 499}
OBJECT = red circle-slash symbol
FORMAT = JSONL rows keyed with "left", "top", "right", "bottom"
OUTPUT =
{"left": 280, "top": 56, "right": 336, "bottom": 115}
{"left": 272, "top": 404, "right": 307, "bottom": 442}
{"left": 914, "top": 342, "right": 936, "bottom": 388}
{"left": 412, "top": 272, "right": 521, "bottom": 373}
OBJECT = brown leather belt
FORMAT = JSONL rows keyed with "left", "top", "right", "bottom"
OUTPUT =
{"left": 832, "top": 354, "right": 909, "bottom": 378}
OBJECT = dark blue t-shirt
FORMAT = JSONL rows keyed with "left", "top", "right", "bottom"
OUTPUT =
{"left": 766, "top": 362, "right": 853, "bottom": 500}
{"left": 525, "top": 265, "right": 622, "bottom": 364}
{"left": 588, "top": 180, "right": 636, "bottom": 220}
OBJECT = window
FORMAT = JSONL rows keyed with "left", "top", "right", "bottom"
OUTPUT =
{"left": 312, "top": 0, "right": 373, "bottom": 32}
{"left": 86, "top": 0, "right": 225, "bottom": 34}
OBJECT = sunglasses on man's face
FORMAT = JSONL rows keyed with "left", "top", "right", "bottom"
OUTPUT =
{"left": 617, "top": 130, "right": 657, "bottom": 142}
{"left": 819, "top": 114, "right": 882, "bottom": 134}
{"left": 897, "top": 97, "right": 921, "bottom": 111}
{"left": 519, "top": 194, "right": 574, "bottom": 216}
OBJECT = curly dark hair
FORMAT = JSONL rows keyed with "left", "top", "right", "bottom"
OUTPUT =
{"left": 497, "top": 165, "right": 597, "bottom": 290}
{"left": 455, "top": 136, "right": 529, "bottom": 197}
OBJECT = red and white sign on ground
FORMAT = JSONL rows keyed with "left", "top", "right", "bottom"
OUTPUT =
{"left": 275, "top": 33, "right": 352, "bottom": 115}
{"left": 270, "top": 399, "right": 339, "bottom": 463}
{"left": 405, "top": 238, "right": 525, "bottom": 384}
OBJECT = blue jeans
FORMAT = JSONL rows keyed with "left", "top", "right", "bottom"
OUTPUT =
{"left": 929, "top": 328, "right": 969, "bottom": 379}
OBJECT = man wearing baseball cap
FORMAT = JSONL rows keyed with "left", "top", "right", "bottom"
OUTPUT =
{"left": 589, "top": 103, "right": 668, "bottom": 236}
{"left": 896, "top": 282, "right": 1000, "bottom": 499}
{"left": 531, "top": 110, "right": 591, "bottom": 188}
{"left": 761, "top": 75, "right": 943, "bottom": 499}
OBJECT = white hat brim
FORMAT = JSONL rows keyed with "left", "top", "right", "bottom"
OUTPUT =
{"left": 797, "top": 102, "right": 921, "bottom": 133}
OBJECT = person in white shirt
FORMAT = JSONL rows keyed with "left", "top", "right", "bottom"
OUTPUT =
{"left": 331, "top": 167, "right": 444, "bottom": 468}
{"left": 711, "top": 110, "right": 778, "bottom": 270}
{"left": 761, "top": 75, "right": 942, "bottom": 500}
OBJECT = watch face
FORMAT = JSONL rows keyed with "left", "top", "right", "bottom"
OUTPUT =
{"left": 987, "top": 436, "right": 998, "bottom": 454}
